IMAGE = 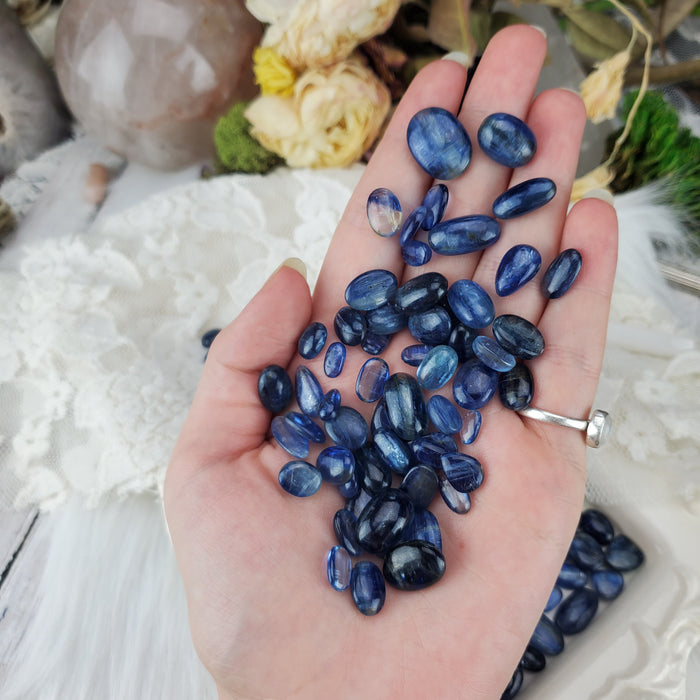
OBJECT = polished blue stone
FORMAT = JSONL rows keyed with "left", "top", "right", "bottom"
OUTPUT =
{"left": 408, "top": 307, "right": 452, "bottom": 345}
{"left": 544, "top": 586, "right": 563, "bottom": 612}
{"left": 557, "top": 561, "right": 588, "bottom": 589}
{"left": 402, "top": 508, "right": 442, "bottom": 551}
{"left": 416, "top": 345, "right": 459, "bottom": 391}
{"left": 297, "top": 322, "right": 327, "bottom": 359}
{"left": 326, "top": 545, "right": 352, "bottom": 591}
{"left": 400, "top": 465, "right": 439, "bottom": 510}
{"left": 458, "top": 408, "right": 482, "bottom": 445}
{"left": 257, "top": 364, "right": 293, "bottom": 413}
{"left": 427, "top": 395, "right": 462, "bottom": 435}
{"left": 411, "top": 433, "right": 457, "bottom": 469}
{"left": 295, "top": 366, "right": 324, "bottom": 417}
{"left": 542, "top": 248, "right": 582, "bottom": 299}
{"left": 201, "top": 328, "right": 221, "bottom": 348}
{"left": 383, "top": 541, "right": 446, "bottom": 591}
{"left": 393, "top": 272, "right": 448, "bottom": 314}
{"left": 373, "top": 429, "right": 414, "bottom": 475}
{"left": 429, "top": 215, "right": 500, "bottom": 255}
{"left": 520, "top": 645, "right": 546, "bottom": 672}
{"left": 421, "top": 183, "right": 449, "bottom": 230}
{"left": 401, "top": 343, "right": 432, "bottom": 367}
{"left": 452, "top": 358, "right": 498, "bottom": 410}
{"left": 345, "top": 269, "right": 398, "bottom": 311}
{"left": 555, "top": 588, "right": 599, "bottom": 635}
{"left": 351, "top": 561, "right": 386, "bottom": 616}
{"left": 498, "top": 363, "right": 534, "bottom": 411}
{"left": 337, "top": 470, "right": 360, "bottom": 499}
{"left": 285, "top": 411, "right": 325, "bottom": 443}
{"left": 333, "top": 508, "right": 363, "bottom": 555}
{"left": 334, "top": 306, "right": 367, "bottom": 346}
{"left": 399, "top": 205, "right": 427, "bottom": 246}
{"left": 370, "top": 399, "right": 392, "bottom": 436}
{"left": 530, "top": 614, "right": 565, "bottom": 656}
{"left": 441, "top": 452, "right": 484, "bottom": 492}
{"left": 383, "top": 372, "right": 429, "bottom": 441}
{"left": 361, "top": 331, "right": 391, "bottom": 356}
{"left": 278, "top": 460, "right": 322, "bottom": 497}
{"left": 366, "top": 303, "right": 407, "bottom": 335}
{"left": 318, "top": 388, "right": 341, "bottom": 421}
{"left": 605, "top": 534, "right": 644, "bottom": 571}
{"left": 324, "top": 406, "right": 369, "bottom": 450}
{"left": 501, "top": 667, "right": 524, "bottom": 700}
{"left": 568, "top": 531, "right": 606, "bottom": 570}
{"left": 492, "top": 314, "right": 545, "bottom": 360}
{"left": 478, "top": 112, "right": 536, "bottom": 168}
{"left": 493, "top": 177, "right": 556, "bottom": 219}
{"left": 448, "top": 323, "right": 478, "bottom": 363}
{"left": 592, "top": 568, "right": 625, "bottom": 600}
{"left": 447, "top": 279, "right": 495, "bottom": 329}
{"left": 367, "top": 187, "right": 402, "bottom": 237}
{"left": 355, "top": 488, "right": 414, "bottom": 555}
{"left": 472, "top": 335, "right": 516, "bottom": 372}
{"left": 356, "top": 357, "right": 390, "bottom": 402}
{"left": 495, "top": 244, "right": 542, "bottom": 296}
{"left": 271, "top": 415, "right": 309, "bottom": 458}
{"left": 323, "top": 341, "right": 346, "bottom": 378}
{"left": 407, "top": 107, "right": 471, "bottom": 180}
{"left": 316, "top": 445, "right": 355, "bottom": 485}
{"left": 354, "top": 444, "right": 392, "bottom": 493}
{"left": 579, "top": 509, "right": 615, "bottom": 545}
{"left": 347, "top": 488, "right": 373, "bottom": 519}
{"left": 437, "top": 470, "right": 471, "bottom": 513}
{"left": 402, "top": 240, "right": 433, "bottom": 267}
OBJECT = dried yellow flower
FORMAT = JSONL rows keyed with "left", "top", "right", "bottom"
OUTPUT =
{"left": 571, "top": 164, "right": 614, "bottom": 202}
{"left": 580, "top": 50, "right": 630, "bottom": 124}
{"left": 245, "top": 59, "right": 391, "bottom": 168}
{"left": 253, "top": 47, "right": 297, "bottom": 97}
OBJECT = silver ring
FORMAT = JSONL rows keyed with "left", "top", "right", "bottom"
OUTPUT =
{"left": 517, "top": 407, "right": 612, "bottom": 448}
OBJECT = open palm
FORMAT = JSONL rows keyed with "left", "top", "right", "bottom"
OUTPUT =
{"left": 164, "top": 25, "right": 618, "bottom": 700}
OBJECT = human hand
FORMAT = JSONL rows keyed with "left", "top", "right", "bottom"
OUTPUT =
{"left": 164, "top": 25, "right": 617, "bottom": 700}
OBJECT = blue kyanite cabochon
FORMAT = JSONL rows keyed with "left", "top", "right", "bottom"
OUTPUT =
{"left": 356, "top": 357, "right": 390, "bottom": 403}
{"left": 402, "top": 240, "right": 432, "bottom": 267}
{"left": 452, "top": 358, "right": 498, "bottom": 410}
{"left": 402, "top": 508, "right": 442, "bottom": 551}
{"left": 407, "top": 107, "right": 472, "bottom": 180}
{"left": 333, "top": 508, "right": 363, "bottom": 556}
{"left": 408, "top": 307, "right": 452, "bottom": 345}
{"left": 278, "top": 460, "right": 322, "bottom": 497}
{"left": 258, "top": 364, "right": 293, "bottom": 413}
{"left": 592, "top": 568, "right": 625, "bottom": 600}
{"left": 580, "top": 508, "right": 615, "bottom": 545}
{"left": 367, "top": 187, "right": 402, "bottom": 237}
{"left": 373, "top": 429, "right": 413, "bottom": 475}
{"left": 493, "top": 177, "right": 556, "bottom": 219}
{"left": 492, "top": 314, "right": 545, "bottom": 360}
{"left": 411, "top": 432, "right": 457, "bottom": 469}
{"left": 345, "top": 269, "right": 398, "bottom": 311}
{"left": 361, "top": 331, "right": 390, "bottom": 356}
{"left": 472, "top": 335, "right": 516, "bottom": 372}
{"left": 555, "top": 588, "right": 599, "bottom": 635}
{"left": 416, "top": 345, "right": 459, "bottom": 390}
{"left": 520, "top": 645, "right": 546, "bottom": 673}
{"left": 316, "top": 445, "right": 355, "bottom": 484}
{"left": 326, "top": 545, "right": 352, "bottom": 591}
{"left": 542, "top": 248, "right": 583, "bottom": 299}
{"left": 401, "top": 344, "right": 431, "bottom": 367}
{"left": 271, "top": 415, "right": 309, "bottom": 458}
{"left": 400, "top": 466, "right": 439, "bottom": 510}
{"left": 495, "top": 244, "right": 542, "bottom": 296}
{"left": 429, "top": 215, "right": 500, "bottom": 255}
{"left": 449, "top": 323, "right": 478, "bottom": 362}
{"left": 399, "top": 206, "right": 427, "bottom": 246}
{"left": 383, "top": 372, "right": 429, "bottom": 441}
{"left": 394, "top": 271, "right": 448, "bottom": 313}
{"left": 351, "top": 561, "right": 386, "bottom": 616}
{"left": 605, "top": 534, "right": 645, "bottom": 571}
{"left": 478, "top": 112, "right": 537, "bottom": 167}
{"left": 285, "top": 411, "right": 325, "bottom": 443}
{"left": 383, "top": 541, "right": 446, "bottom": 591}
{"left": 355, "top": 488, "right": 414, "bottom": 555}
{"left": 297, "top": 322, "right": 327, "bottom": 359}
{"left": 421, "top": 183, "right": 449, "bottom": 229}
{"left": 498, "top": 363, "right": 534, "bottom": 410}
{"left": 366, "top": 304, "right": 407, "bottom": 335}
{"left": 557, "top": 562, "right": 588, "bottom": 589}
{"left": 530, "top": 614, "right": 565, "bottom": 656}
{"left": 440, "top": 452, "right": 484, "bottom": 493}
{"left": 447, "top": 279, "right": 495, "bottom": 329}
{"left": 324, "top": 406, "right": 369, "bottom": 450}
{"left": 318, "top": 388, "right": 341, "bottom": 421}
{"left": 437, "top": 470, "right": 471, "bottom": 514}
{"left": 427, "top": 394, "right": 462, "bottom": 435}
{"left": 334, "top": 306, "right": 367, "bottom": 346}
{"left": 568, "top": 531, "right": 606, "bottom": 569}
{"left": 324, "top": 341, "right": 346, "bottom": 378}
{"left": 458, "top": 408, "right": 481, "bottom": 445}
{"left": 545, "top": 586, "right": 563, "bottom": 612}
{"left": 295, "top": 365, "right": 324, "bottom": 416}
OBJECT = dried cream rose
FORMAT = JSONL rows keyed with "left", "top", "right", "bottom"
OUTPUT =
{"left": 245, "top": 59, "right": 390, "bottom": 168}
{"left": 580, "top": 50, "right": 630, "bottom": 124}
{"left": 262, "top": 0, "right": 401, "bottom": 70}
{"left": 245, "top": 0, "right": 298, "bottom": 24}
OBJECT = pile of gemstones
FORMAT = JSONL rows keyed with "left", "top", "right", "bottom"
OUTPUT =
{"left": 257, "top": 107, "right": 584, "bottom": 617}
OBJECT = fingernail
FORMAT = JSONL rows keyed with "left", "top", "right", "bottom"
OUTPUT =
{"left": 530, "top": 24, "right": 547, "bottom": 39}
{"left": 278, "top": 257, "right": 307, "bottom": 280}
{"left": 582, "top": 188, "right": 615, "bottom": 207}
{"left": 442, "top": 51, "right": 471, "bottom": 69}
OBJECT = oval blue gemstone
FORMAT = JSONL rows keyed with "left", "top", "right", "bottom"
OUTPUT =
{"left": 393, "top": 272, "right": 448, "bottom": 314}
{"left": 345, "top": 269, "right": 398, "bottom": 312}
{"left": 257, "top": 364, "right": 293, "bottom": 413}
{"left": 373, "top": 429, "right": 414, "bottom": 475}
{"left": 383, "top": 541, "right": 446, "bottom": 591}
{"left": 402, "top": 240, "right": 433, "bottom": 267}
{"left": 579, "top": 508, "right": 615, "bottom": 545}
{"left": 520, "top": 645, "right": 546, "bottom": 672}
{"left": 366, "top": 303, "right": 407, "bottom": 335}
{"left": 356, "top": 357, "right": 390, "bottom": 403}
{"left": 568, "top": 531, "right": 606, "bottom": 570}
{"left": 337, "top": 470, "right": 360, "bottom": 499}
{"left": 278, "top": 460, "right": 322, "bottom": 497}
{"left": 370, "top": 399, "right": 393, "bottom": 436}
{"left": 401, "top": 343, "right": 432, "bottom": 367}
{"left": 492, "top": 314, "right": 545, "bottom": 360}
{"left": 421, "top": 183, "right": 449, "bottom": 230}
{"left": 383, "top": 372, "right": 429, "bottom": 441}
{"left": 416, "top": 345, "right": 459, "bottom": 391}
{"left": 429, "top": 215, "right": 500, "bottom": 255}
{"left": 354, "top": 444, "right": 392, "bottom": 493}
{"left": 271, "top": 415, "right": 309, "bottom": 458}
{"left": 295, "top": 365, "right": 324, "bottom": 417}
{"left": 407, "top": 107, "right": 471, "bottom": 180}
{"left": 361, "top": 331, "right": 391, "bottom": 356}
{"left": 318, "top": 388, "right": 341, "bottom": 421}
{"left": 605, "top": 534, "right": 644, "bottom": 571}
{"left": 557, "top": 561, "right": 588, "bottom": 589}
{"left": 411, "top": 432, "right": 458, "bottom": 469}
{"left": 498, "top": 363, "right": 534, "bottom": 410}
{"left": 323, "top": 341, "right": 346, "bottom": 378}
{"left": 452, "top": 358, "right": 498, "bottom": 410}
{"left": 592, "top": 568, "right": 625, "bottom": 600}
{"left": 326, "top": 545, "right": 352, "bottom": 591}
{"left": 542, "top": 248, "right": 582, "bottom": 299}
{"left": 324, "top": 406, "right": 369, "bottom": 450}
{"left": 495, "top": 244, "right": 542, "bottom": 296}
{"left": 478, "top": 112, "right": 536, "bottom": 168}
{"left": 545, "top": 586, "right": 563, "bottom": 612}
{"left": 333, "top": 508, "right": 363, "bottom": 555}
{"left": 408, "top": 307, "right": 452, "bottom": 345}
{"left": 400, "top": 465, "right": 439, "bottom": 510}
{"left": 555, "top": 588, "right": 599, "bottom": 635}
{"left": 441, "top": 452, "right": 484, "bottom": 493}
{"left": 284, "top": 411, "right": 326, "bottom": 443}
{"left": 448, "top": 323, "right": 478, "bottom": 363}
{"left": 472, "top": 335, "right": 516, "bottom": 372}
{"left": 356, "top": 488, "right": 414, "bottom": 555}
{"left": 402, "top": 508, "right": 442, "bottom": 551}
{"left": 493, "top": 177, "right": 556, "bottom": 219}
{"left": 501, "top": 667, "right": 524, "bottom": 700}
{"left": 427, "top": 395, "right": 462, "bottom": 435}
{"left": 316, "top": 445, "right": 355, "bottom": 484}
{"left": 334, "top": 306, "right": 367, "bottom": 346}
{"left": 351, "top": 561, "right": 385, "bottom": 616}
{"left": 458, "top": 408, "right": 482, "bottom": 445}
{"left": 399, "top": 205, "right": 427, "bottom": 246}
{"left": 297, "top": 321, "right": 327, "bottom": 359}
{"left": 437, "top": 470, "right": 471, "bottom": 514}
{"left": 201, "top": 328, "right": 221, "bottom": 348}
{"left": 347, "top": 488, "right": 373, "bottom": 519}
{"left": 367, "top": 187, "right": 402, "bottom": 237}
{"left": 530, "top": 614, "right": 565, "bottom": 656}
{"left": 447, "top": 279, "right": 495, "bottom": 329}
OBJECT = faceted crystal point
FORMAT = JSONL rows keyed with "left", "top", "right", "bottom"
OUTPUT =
{"left": 356, "top": 358, "right": 390, "bottom": 403}
{"left": 492, "top": 315, "right": 545, "bottom": 360}
{"left": 429, "top": 215, "right": 500, "bottom": 255}
{"left": 568, "top": 531, "right": 606, "bottom": 570}
{"left": 605, "top": 534, "right": 645, "bottom": 571}
{"left": 555, "top": 588, "right": 599, "bottom": 635}
{"left": 295, "top": 366, "right": 324, "bottom": 416}
{"left": 324, "top": 341, "right": 346, "bottom": 378}
{"left": 316, "top": 445, "right": 355, "bottom": 485}
{"left": 441, "top": 452, "right": 484, "bottom": 493}
{"left": 427, "top": 395, "right": 462, "bottom": 435}
{"left": 399, "top": 206, "right": 427, "bottom": 247}
{"left": 351, "top": 561, "right": 386, "bottom": 616}
{"left": 278, "top": 460, "right": 322, "bottom": 497}
{"left": 333, "top": 508, "right": 363, "bottom": 556}
{"left": 478, "top": 112, "right": 536, "bottom": 168}
{"left": 472, "top": 336, "right": 516, "bottom": 373}
{"left": 495, "top": 244, "right": 542, "bottom": 296}
{"left": 400, "top": 465, "right": 439, "bottom": 510}
{"left": 579, "top": 509, "right": 615, "bottom": 545}
{"left": 458, "top": 408, "right": 482, "bottom": 445}
{"left": 493, "top": 177, "right": 556, "bottom": 219}
{"left": 326, "top": 545, "right": 352, "bottom": 591}
{"left": 530, "top": 614, "right": 565, "bottom": 656}
{"left": 407, "top": 107, "right": 472, "bottom": 180}
{"left": 373, "top": 430, "right": 414, "bottom": 475}
{"left": 334, "top": 306, "right": 367, "bottom": 346}
{"left": 520, "top": 645, "right": 546, "bottom": 673}
{"left": 394, "top": 272, "right": 448, "bottom": 314}
{"left": 401, "top": 344, "right": 432, "bottom": 367}
{"left": 367, "top": 187, "right": 402, "bottom": 237}
{"left": 411, "top": 433, "right": 458, "bottom": 469}
{"left": 447, "top": 279, "right": 495, "bottom": 329}
{"left": 258, "top": 364, "right": 293, "bottom": 413}
{"left": 545, "top": 586, "right": 563, "bottom": 612}
{"left": 592, "top": 568, "right": 625, "bottom": 600}
{"left": 416, "top": 345, "right": 459, "bottom": 391}
{"left": 452, "top": 358, "right": 499, "bottom": 410}
{"left": 402, "top": 240, "right": 433, "bottom": 267}
{"left": 402, "top": 509, "right": 442, "bottom": 551}
{"left": 355, "top": 488, "right": 415, "bottom": 555}
{"left": 383, "top": 373, "right": 429, "bottom": 441}
{"left": 297, "top": 322, "right": 327, "bottom": 359}
{"left": 542, "top": 248, "right": 582, "bottom": 299}
{"left": 271, "top": 416, "right": 309, "bottom": 458}
{"left": 437, "top": 470, "right": 471, "bottom": 514}
{"left": 498, "top": 364, "right": 534, "bottom": 411}
{"left": 408, "top": 308, "right": 452, "bottom": 346}
{"left": 345, "top": 269, "right": 398, "bottom": 312}
{"left": 421, "top": 183, "right": 449, "bottom": 230}
{"left": 383, "top": 541, "right": 446, "bottom": 591}
{"left": 325, "top": 406, "right": 369, "bottom": 450}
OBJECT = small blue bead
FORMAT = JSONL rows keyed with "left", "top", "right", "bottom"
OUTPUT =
{"left": 429, "top": 215, "right": 500, "bottom": 255}
{"left": 373, "top": 429, "right": 414, "bottom": 475}
{"left": 437, "top": 470, "right": 471, "bottom": 514}
{"left": 592, "top": 568, "right": 625, "bottom": 600}
{"left": 492, "top": 315, "right": 545, "bottom": 360}
{"left": 326, "top": 545, "right": 352, "bottom": 591}
{"left": 278, "top": 460, "right": 322, "bottom": 497}
{"left": 393, "top": 272, "right": 448, "bottom": 314}
{"left": 458, "top": 408, "right": 482, "bottom": 445}
{"left": 383, "top": 372, "right": 429, "bottom": 441}
{"left": 367, "top": 187, "right": 402, "bottom": 237}
{"left": 402, "top": 508, "right": 442, "bottom": 551}
{"left": 258, "top": 364, "right": 293, "bottom": 413}
{"left": 530, "top": 615, "right": 564, "bottom": 656}
{"left": 271, "top": 415, "right": 309, "bottom": 458}
{"left": 399, "top": 205, "right": 427, "bottom": 246}
{"left": 354, "top": 444, "right": 392, "bottom": 492}
{"left": 498, "top": 364, "right": 534, "bottom": 411}
{"left": 520, "top": 645, "right": 546, "bottom": 673}
{"left": 366, "top": 304, "right": 407, "bottom": 335}
{"left": 402, "top": 240, "right": 433, "bottom": 267}
{"left": 361, "top": 331, "right": 391, "bottom": 356}
{"left": 440, "top": 452, "right": 484, "bottom": 493}
{"left": 579, "top": 509, "right": 615, "bottom": 545}
{"left": 472, "top": 336, "right": 516, "bottom": 373}
{"left": 400, "top": 465, "right": 439, "bottom": 510}
{"left": 495, "top": 244, "right": 542, "bottom": 296}
{"left": 605, "top": 534, "right": 644, "bottom": 571}
{"left": 345, "top": 269, "right": 398, "bottom": 311}
{"left": 478, "top": 112, "right": 536, "bottom": 167}
{"left": 416, "top": 345, "right": 459, "bottom": 391}
{"left": 284, "top": 411, "right": 325, "bottom": 443}
{"left": 501, "top": 667, "right": 524, "bottom": 700}
{"left": 447, "top": 279, "right": 495, "bottom": 329}
{"left": 383, "top": 540, "right": 446, "bottom": 591}
{"left": 297, "top": 322, "right": 327, "bottom": 359}
{"left": 407, "top": 107, "right": 472, "bottom": 180}
{"left": 542, "top": 248, "right": 582, "bottom": 299}
{"left": 555, "top": 588, "right": 599, "bottom": 635}
{"left": 411, "top": 433, "right": 457, "bottom": 469}
{"left": 401, "top": 343, "right": 431, "bottom": 367}
{"left": 493, "top": 177, "right": 556, "bottom": 219}
{"left": 448, "top": 323, "right": 478, "bottom": 363}
{"left": 334, "top": 306, "right": 367, "bottom": 346}
{"left": 351, "top": 561, "right": 386, "bottom": 616}
{"left": 370, "top": 399, "right": 393, "bottom": 436}
{"left": 317, "top": 445, "right": 355, "bottom": 485}
{"left": 452, "top": 358, "right": 498, "bottom": 410}
{"left": 333, "top": 508, "right": 363, "bottom": 555}
{"left": 355, "top": 488, "right": 414, "bottom": 555}
{"left": 295, "top": 366, "right": 324, "bottom": 417}
{"left": 356, "top": 357, "right": 390, "bottom": 403}
{"left": 545, "top": 586, "right": 563, "bottom": 612}
{"left": 201, "top": 328, "right": 221, "bottom": 348}
{"left": 323, "top": 341, "right": 346, "bottom": 378}
{"left": 568, "top": 531, "right": 606, "bottom": 570}
{"left": 557, "top": 562, "right": 588, "bottom": 589}
{"left": 421, "top": 183, "right": 449, "bottom": 230}
{"left": 427, "top": 395, "right": 462, "bottom": 435}
{"left": 325, "top": 406, "right": 369, "bottom": 450}
{"left": 408, "top": 307, "right": 452, "bottom": 345}
{"left": 318, "top": 389, "right": 341, "bottom": 421}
